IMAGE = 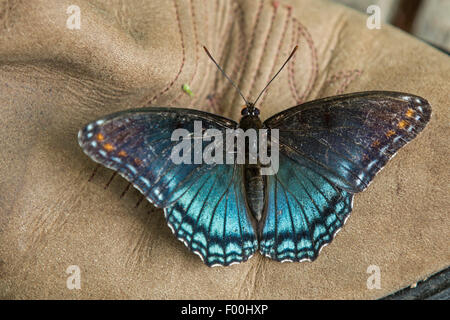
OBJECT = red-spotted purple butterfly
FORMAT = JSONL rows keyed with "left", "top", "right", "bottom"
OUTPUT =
{"left": 79, "top": 46, "right": 431, "bottom": 266}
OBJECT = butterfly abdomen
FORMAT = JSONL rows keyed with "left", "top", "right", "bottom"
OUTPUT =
{"left": 239, "top": 114, "right": 266, "bottom": 223}
{"left": 244, "top": 166, "right": 265, "bottom": 222}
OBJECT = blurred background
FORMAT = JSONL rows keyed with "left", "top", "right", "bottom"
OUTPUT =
{"left": 332, "top": 0, "right": 450, "bottom": 53}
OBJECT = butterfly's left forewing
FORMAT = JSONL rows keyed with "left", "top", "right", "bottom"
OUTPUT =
{"left": 78, "top": 107, "right": 258, "bottom": 266}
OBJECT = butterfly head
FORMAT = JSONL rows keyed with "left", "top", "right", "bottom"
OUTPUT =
{"left": 203, "top": 45, "right": 298, "bottom": 120}
{"left": 241, "top": 103, "right": 260, "bottom": 117}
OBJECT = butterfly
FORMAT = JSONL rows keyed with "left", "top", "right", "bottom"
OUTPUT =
{"left": 78, "top": 46, "right": 431, "bottom": 267}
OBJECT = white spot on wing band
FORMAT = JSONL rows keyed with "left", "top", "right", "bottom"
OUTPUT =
{"left": 111, "top": 157, "right": 122, "bottom": 163}
{"left": 126, "top": 164, "right": 137, "bottom": 174}
{"left": 139, "top": 177, "right": 151, "bottom": 187}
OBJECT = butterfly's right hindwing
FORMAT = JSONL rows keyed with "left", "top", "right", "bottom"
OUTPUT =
{"left": 260, "top": 152, "right": 353, "bottom": 262}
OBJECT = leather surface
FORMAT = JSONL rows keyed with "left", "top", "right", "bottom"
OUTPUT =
{"left": 0, "top": 0, "right": 448, "bottom": 299}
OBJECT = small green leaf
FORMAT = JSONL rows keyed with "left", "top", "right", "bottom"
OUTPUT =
{"left": 182, "top": 84, "right": 194, "bottom": 97}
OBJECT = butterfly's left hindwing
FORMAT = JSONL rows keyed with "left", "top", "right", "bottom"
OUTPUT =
{"left": 78, "top": 107, "right": 258, "bottom": 266}
{"left": 165, "top": 163, "right": 258, "bottom": 266}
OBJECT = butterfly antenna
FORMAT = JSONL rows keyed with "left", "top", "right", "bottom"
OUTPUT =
{"left": 203, "top": 46, "right": 250, "bottom": 106}
{"left": 253, "top": 45, "right": 298, "bottom": 106}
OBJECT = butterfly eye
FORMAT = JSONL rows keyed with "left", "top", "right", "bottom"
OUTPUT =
{"left": 254, "top": 108, "right": 260, "bottom": 116}
{"left": 241, "top": 108, "right": 249, "bottom": 116}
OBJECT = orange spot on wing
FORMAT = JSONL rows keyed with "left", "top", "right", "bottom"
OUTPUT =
{"left": 371, "top": 140, "right": 380, "bottom": 148}
{"left": 118, "top": 150, "right": 127, "bottom": 157}
{"left": 103, "top": 143, "right": 115, "bottom": 152}
{"left": 397, "top": 120, "right": 408, "bottom": 129}
{"left": 96, "top": 133, "right": 104, "bottom": 142}
{"left": 405, "top": 108, "right": 415, "bottom": 118}
{"left": 386, "top": 130, "right": 395, "bottom": 137}
{"left": 134, "top": 158, "right": 142, "bottom": 166}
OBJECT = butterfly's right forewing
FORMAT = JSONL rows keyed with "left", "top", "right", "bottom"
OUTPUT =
{"left": 264, "top": 91, "right": 431, "bottom": 193}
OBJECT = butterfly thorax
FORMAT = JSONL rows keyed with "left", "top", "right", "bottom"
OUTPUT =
{"left": 239, "top": 113, "right": 266, "bottom": 227}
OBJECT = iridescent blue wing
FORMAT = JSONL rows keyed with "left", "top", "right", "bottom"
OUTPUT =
{"left": 260, "top": 153, "right": 353, "bottom": 261}
{"left": 260, "top": 91, "right": 431, "bottom": 261}
{"left": 165, "top": 162, "right": 258, "bottom": 266}
{"left": 264, "top": 91, "right": 431, "bottom": 193}
{"left": 78, "top": 108, "right": 258, "bottom": 266}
